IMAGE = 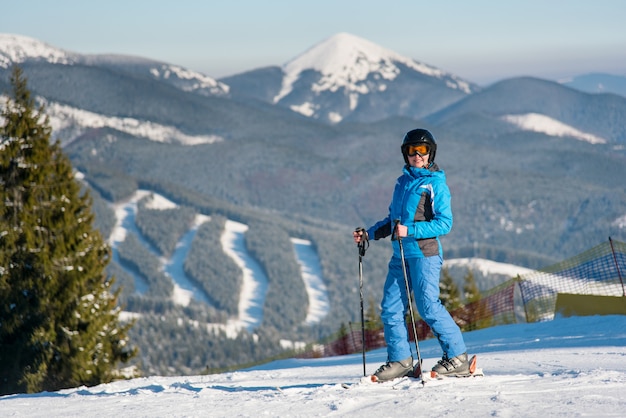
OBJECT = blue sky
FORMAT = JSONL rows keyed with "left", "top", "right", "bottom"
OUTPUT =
{"left": 2, "top": 0, "right": 625, "bottom": 85}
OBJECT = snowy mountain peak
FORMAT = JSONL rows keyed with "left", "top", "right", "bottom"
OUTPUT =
{"left": 273, "top": 32, "right": 476, "bottom": 123}
{"left": 279, "top": 32, "right": 473, "bottom": 98}
{"left": 284, "top": 32, "right": 407, "bottom": 78}
{"left": 0, "top": 33, "right": 75, "bottom": 68}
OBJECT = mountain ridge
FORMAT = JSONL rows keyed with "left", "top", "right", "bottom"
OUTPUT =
{"left": 561, "top": 72, "right": 626, "bottom": 97}
{"left": 426, "top": 76, "right": 626, "bottom": 144}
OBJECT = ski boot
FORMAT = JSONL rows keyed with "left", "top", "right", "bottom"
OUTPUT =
{"left": 431, "top": 352, "right": 476, "bottom": 378}
{"left": 371, "top": 356, "right": 413, "bottom": 383}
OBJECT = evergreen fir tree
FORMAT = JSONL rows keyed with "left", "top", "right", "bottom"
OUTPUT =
{"left": 364, "top": 296, "right": 381, "bottom": 330}
{"left": 463, "top": 269, "right": 481, "bottom": 304}
{"left": 462, "top": 269, "right": 490, "bottom": 331}
{"left": 439, "top": 267, "right": 463, "bottom": 311}
{"left": 0, "top": 66, "right": 136, "bottom": 395}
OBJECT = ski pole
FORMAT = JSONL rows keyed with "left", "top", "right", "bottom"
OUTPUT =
{"left": 356, "top": 227, "right": 369, "bottom": 376}
{"left": 394, "top": 220, "right": 424, "bottom": 384}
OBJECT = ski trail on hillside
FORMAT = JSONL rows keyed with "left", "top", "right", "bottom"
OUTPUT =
{"left": 109, "top": 190, "right": 155, "bottom": 294}
{"left": 109, "top": 190, "right": 331, "bottom": 332}
{"left": 109, "top": 190, "right": 214, "bottom": 306}
{"left": 162, "top": 214, "right": 212, "bottom": 307}
{"left": 221, "top": 220, "right": 269, "bottom": 331}
{"left": 291, "top": 238, "right": 330, "bottom": 323}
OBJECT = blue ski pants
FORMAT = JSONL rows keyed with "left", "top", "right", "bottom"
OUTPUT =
{"left": 381, "top": 255, "right": 466, "bottom": 362}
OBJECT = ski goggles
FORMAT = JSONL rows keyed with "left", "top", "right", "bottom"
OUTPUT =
{"left": 406, "top": 144, "right": 431, "bottom": 157}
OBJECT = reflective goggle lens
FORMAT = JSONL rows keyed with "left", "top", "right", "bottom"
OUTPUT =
{"left": 407, "top": 144, "right": 430, "bottom": 156}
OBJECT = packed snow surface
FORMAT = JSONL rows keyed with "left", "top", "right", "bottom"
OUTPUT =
{"left": 1, "top": 315, "right": 624, "bottom": 417}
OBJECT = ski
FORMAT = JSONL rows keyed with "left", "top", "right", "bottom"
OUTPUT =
{"left": 340, "top": 375, "right": 410, "bottom": 389}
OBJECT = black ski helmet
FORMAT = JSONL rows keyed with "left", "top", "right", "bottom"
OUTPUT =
{"left": 401, "top": 128, "right": 437, "bottom": 165}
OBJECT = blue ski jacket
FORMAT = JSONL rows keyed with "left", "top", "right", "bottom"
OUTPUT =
{"left": 366, "top": 163, "right": 453, "bottom": 259}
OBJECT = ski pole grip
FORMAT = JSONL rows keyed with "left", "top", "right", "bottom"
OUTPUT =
{"left": 355, "top": 227, "right": 368, "bottom": 256}
{"left": 393, "top": 219, "right": 401, "bottom": 241}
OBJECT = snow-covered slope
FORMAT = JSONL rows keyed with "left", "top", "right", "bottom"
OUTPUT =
{"left": 444, "top": 257, "right": 534, "bottom": 277}
{"left": 2, "top": 92, "right": 226, "bottom": 147}
{"left": 502, "top": 113, "right": 607, "bottom": 144}
{"left": 40, "top": 98, "right": 224, "bottom": 146}
{"left": 1, "top": 315, "right": 624, "bottom": 416}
